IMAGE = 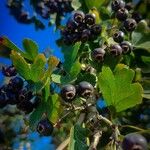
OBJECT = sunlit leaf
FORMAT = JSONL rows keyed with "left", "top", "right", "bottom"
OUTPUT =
{"left": 98, "top": 66, "right": 143, "bottom": 112}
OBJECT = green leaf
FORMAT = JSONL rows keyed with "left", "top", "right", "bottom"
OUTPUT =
{"left": 132, "top": 21, "right": 150, "bottom": 52}
{"left": 62, "top": 42, "right": 81, "bottom": 72}
{"left": 30, "top": 54, "right": 46, "bottom": 82}
{"left": 0, "top": 36, "right": 30, "bottom": 59}
{"left": 71, "top": 0, "right": 81, "bottom": 10}
{"left": 69, "top": 60, "right": 81, "bottom": 77}
{"left": 23, "top": 38, "right": 38, "bottom": 60}
{"left": 84, "top": 0, "right": 105, "bottom": 9}
{"left": 76, "top": 73, "right": 96, "bottom": 86}
{"left": 98, "top": 66, "right": 143, "bottom": 112}
{"left": 43, "top": 77, "right": 51, "bottom": 102}
{"left": 48, "top": 94, "right": 62, "bottom": 123}
{"left": 68, "top": 124, "right": 89, "bottom": 150}
{"left": 10, "top": 51, "right": 31, "bottom": 80}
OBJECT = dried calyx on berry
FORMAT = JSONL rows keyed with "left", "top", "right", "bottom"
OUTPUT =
{"left": 111, "top": 0, "right": 125, "bottom": 12}
{"left": 91, "top": 48, "right": 106, "bottom": 62}
{"left": 61, "top": 84, "right": 76, "bottom": 102}
{"left": 73, "top": 11, "right": 85, "bottom": 24}
{"left": 37, "top": 118, "right": 53, "bottom": 136}
{"left": 122, "top": 133, "right": 148, "bottom": 150}
{"left": 110, "top": 44, "right": 122, "bottom": 56}
{"left": 116, "top": 8, "right": 128, "bottom": 21}
{"left": 77, "top": 81, "right": 94, "bottom": 98}
{"left": 2, "top": 65, "right": 17, "bottom": 77}
{"left": 120, "top": 41, "right": 132, "bottom": 54}
{"left": 124, "top": 18, "right": 137, "bottom": 32}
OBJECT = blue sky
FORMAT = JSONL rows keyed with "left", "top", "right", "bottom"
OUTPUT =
{"left": 0, "top": 0, "right": 64, "bottom": 85}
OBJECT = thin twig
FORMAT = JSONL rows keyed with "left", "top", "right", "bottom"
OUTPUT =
{"left": 56, "top": 137, "right": 70, "bottom": 150}
{"left": 88, "top": 131, "right": 102, "bottom": 150}
{"left": 97, "top": 114, "right": 113, "bottom": 126}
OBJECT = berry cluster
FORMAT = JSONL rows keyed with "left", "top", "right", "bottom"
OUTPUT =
{"left": 60, "top": 81, "right": 94, "bottom": 102}
{"left": 36, "top": 0, "right": 73, "bottom": 19}
{"left": 61, "top": 11, "right": 102, "bottom": 45}
{"left": 7, "top": 0, "right": 32, "bottom": 24}
{"left": 0, "top": 66, "right": 40, "bottom": 114}
{"left": 111, "top": 0, "right": 142, "bottom": 32}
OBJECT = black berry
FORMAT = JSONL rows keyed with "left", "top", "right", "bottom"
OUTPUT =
{"left": 113, "top": 31, "right": 124, "bottom": 43}
{"left": 122, "top": 133, "right": 148, "bottom": 150}
{"left": 91, "top": 48, "right": 105, "bottom": 62}
{"left": 132, "top": 12, "right": 142, "bottom": 23}
{"left": 90, "top": 24, "right": 102, "bottom": 36}
{"left": 9, "top": 77, "right": 24, "bottom": 92}
{"left": 124, "top": 18, "right": 137, "bottom": 32}
{"left": 111, "top": 0, "right": 125, "bottom": 12}
{"left": 17, "top": 100, "right": 34, "bottom": 114}
{"left": 61, "top": 84, "right": 76, "bottom": 102}
{"left": 73, "top": 11, "right": 85, "bottom": 24}
{"left": 66, "top": 19, "right": 78, "bottom": 32}
{"left": 110, "top": 44, "right": 122, "bottom": 56}
{"left": 37, "top": 118, "right": 53, "bottom": 136}
{"left": 2, "top": 66, "right": 17, "bottom": 77}
{"left": 120, "top": 41, "right": 132, "bottom": 54}
{"left": 81, "top": 29, "right": 91, "bottom": 42}
{"left": 6, "top": 91, "right": 19, "bottom": 105}
{"left": 0, "top": 91, "right": 7, "bottom": 108}
{"left": 78, "top": 81, "right": 94, "bottom": 98}
{"left": 84, "top": 14, "right": 95, "bottom": 26}
{"left": 116, "top": 8, "right": 128, "bottom": 21}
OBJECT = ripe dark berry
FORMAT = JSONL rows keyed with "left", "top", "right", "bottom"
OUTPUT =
{"left": 0, "top": 92, "right": 7, "bottom": 108}
{"left": 78, "top": 81, "right": 94, "bottom": 98}
{"left": 124, "top": 18, "right": 137, "bottom": 32}
{"left": 84, "top": 14, "right": 95, "bottom": 26}
{"left": 17, "top": 100, "right": 34, "bottom": 114}
{"left": 111, "top": 0, "right": 125, "bottom": 12}
{"left": 113, "top": 31, "right": 124, "bottom": 43}
{"left": 6, "top": 91, "right": 19, "bottom": 105}
{"left": 132, "top": 12, "right": 142, "bottom": 23}
{"left": 61, "top": 84, "right": 76, "bottom": 102}
{"left": 9, "top": 77, "right": 24, "bottom": 92}
{"left": 110, "top": 44, "right": 122, "bottom": 56}
{"left": 66, "top": 19, "right": 78, "bottom": 32}
{"left": 122, "top": 133, "right": 148, "bottom": 150}
{"left": 120, "top": 41, "right": 132, "bottom": 54}
{"left": 2, "top": 66, "right": 17, "bottom": 77}
{"left": 73, "top": 11, "right": 85, "bottom": 24}
{"left": 18, "top": 89, "right": 33, "bottom": 102}
{"left": 81, "top": 29, "right": 91, "bottom": 42}
{"left": 37, "top": 118, "right": 53, "bottom": 136}
{"left": 90, "top": 24, "right": 102, "bottom": 36}
{"left": 116, "top": 8, "right": 128, "bottom": 21}
{"left": 91, "top": 48, "right": 105, "bottom": 62}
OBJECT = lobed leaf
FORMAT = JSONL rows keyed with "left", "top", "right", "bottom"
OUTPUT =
{"left": 98, "top": 66, "right": 143, "bottom": 112}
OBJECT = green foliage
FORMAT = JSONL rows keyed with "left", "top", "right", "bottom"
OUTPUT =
{"left": 22, "top": 38, "right": 38, "bottom": 60}
{"left": 98, "top": 66, "right": 143, "bottom": 112}
{"left": 68, "top": 124, "right": 89, "bottom": 150}
{"left": 10, "top": 51, "right": 46, "bottom": 82}
{"left": 84, "top": 0, "right": 106, "bottom": 10}
{"left": 132, "top": 21, "right": 150, "bottom": 52}
{"left": 29, "top": 94, "right": 61, "bottom": 129}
